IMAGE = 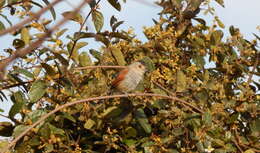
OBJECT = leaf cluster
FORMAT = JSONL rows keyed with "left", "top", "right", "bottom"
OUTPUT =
{"left": 0, "top": 0, "right": 259, "bottom": 152}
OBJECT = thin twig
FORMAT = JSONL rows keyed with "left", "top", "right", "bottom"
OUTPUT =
{"left": 0, "top": 0, "right": 62, "bottom": 36}
{"left": 0, "top": 0, "right": 90, "bottom": 79}
{"left": 68, "top": 0, "right": 102, "bottom": 60}
{"left": 233, "top": 128, "right": 244, "bottom": 153}
{"left": 0, "top": 80, "right": 34, "bottom": 90}
{"left": 152, "top": 80, "right": 203, "bottom": 113}
{"left": 0, "top": 113, "right": 9, "bottom": 119}
{"left": 74, "top": 65, "right": 126, "bottom": 70}
{"left": 1, "top": 93, "right": 196, "bottom": 153}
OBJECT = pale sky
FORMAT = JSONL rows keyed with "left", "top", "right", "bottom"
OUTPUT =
{"left": 0, "top": 0, "right": 259, "bottom": 123}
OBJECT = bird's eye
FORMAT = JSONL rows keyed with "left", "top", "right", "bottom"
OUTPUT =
{"left": 138, "top": 65, "right": 143, "bottom": 68}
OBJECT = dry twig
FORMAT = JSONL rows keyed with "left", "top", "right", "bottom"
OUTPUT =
{"left": 0, "top": 0, "right": 90, "bottom": 80}
{"left": 1, "top": 93, "right": 196, "bottom": 153}
{"left": 0, "top": 0, "right": 63, "bottom": 36}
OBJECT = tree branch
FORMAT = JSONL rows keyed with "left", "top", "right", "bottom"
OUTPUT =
{"left": 0, "top": 0, "right": 62, "bottom": 36}
{"left": 152, "top": 80, "right": 203, "bottom": 113}
{"left": 1, "top": 93, "right": 197, "bottom": 153}
{"left": 68, "top": 0, "right": 102, "bottom": 61}
{"left": 74, "top": 65, "right": 126, "bottom": 70}
{"left": 0, "top": 80, "right": 34, "bottom": 90}
{"left": 0, "top": 0, "right": 90, "bottom": 80}
{"left": 0, "top": 113, "right": 9, "bottom": 119}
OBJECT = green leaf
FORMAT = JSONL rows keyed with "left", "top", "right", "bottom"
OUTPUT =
{"left": 0, "top": 91, "right": 7, "bottom": 102}
{"left": 25, "top": 110, "right": 46, "bottom": 123}
{"left": 140, "top": 56, "right": 155, "bottom": 72}
{"left": 13, "top": 125, "right": 29, "bottom": 138}
{"left": 62, "top": 112, "right": 76, "bottom": 123}
{"left": 48, "top": 123, "right": 65, "bottom": 136}
{"left": 92, "top": 10, "right": 104, "bottom": 32}
{"left": 21, "top": 27, "right": 30, "bottom": 45}
{"left": 0, "top": 14, "right": 12, "bottom": 26}
{"left": 124, "top": 127, "right": 137, "bottom": 138}
{"left": 9, "top": 91, "right": 26, "bottom": 119}
{"left": 67, "top": 41, "right": 88, "bottom": 61}
{"left": 28, "top": 136, "right": 41, "bottom": 146}
{"left": 176, "top": 70, "right": 187, "bottom": 92}
{"left": 210, "top": 30, "right": 223, "bottom": 45}
{"left": 108, "top": 0, "right": 121, "bottom": 11}
{"left": 13, "top": 68, "right": 34, "bottom": 78}
{"left": 110, "top": 15, "right": 117, "bottom": 27}
{"left": 42, "top": 0, "right": 56, "bottom": 20}
{"left": 250, "top": 119, "right": 260, "bottom": 137}
{"left": 62, "top": 11, "right": 83, "bottom": 24}
{"left": 196, "top": 141, "right": 205, "bottom": 152}
{"left": 53, "top": 52, "right": 69, "bottom": 66}
{"left": 135, "top": 108, "right": 151, "bottom": 134}
{"left": 74, "top": 32, "right": 95, "bottom": 40}
{"left": 202, "top": 111, "right": 212, "bottom": 126}
{"left": 88, "top": 0, "right": 96, "bottom": 8}
{"left": 123, "top": 139, "right": 137, "bottom": 147}
{"left": 102, "top": 106, "right": 122, "bottom": 119}
{"left": 110, "top": 32, "right": 131, "bottom": 41}
{"left": 79, "top": 52, "right": 92, "bottom": 67}
{"left": 0, "top": 140, "right": 9, "bottom": 149}
{"left": 7, "top": 0, "right": 18, "bottom": 5}
{"left": 0, "top": 122, "right": 14, "bottom": 137}
{"left": 192, "top": 55, "right": 205, "bottom": 69}
{"left": 41, "top": 63, "right": 56, "bottom": 76}
{"left": 84, "top": 119, "right": 96, "bottom": 129}
{"left": 89, "top": 49, "right": 101, "bottom": 61}
{"left": 110, "top": 46, "right": 126, "bottom": 65}
{"left": 193, "top": 18, "right": 206, "bottom": 26}
{"left": 13, "top": 39, "right": 25, "bottom": 49}
{"left": 0, "top": 0, "right": 5, "bottom": 7}
{"left": 112, "top": 21, "right": 124, "bottom": 31}
{"left": 253, "top": 33, "right": 260, "bottom": 41}
{"left": 215, "top": 0, "right": 224, "bottom": 7}
{"left": 95, "top": 34, "right": 110, "bottom": 46}
{"left": 195, "top": 89, "right": 209, "bottom": 104}
{"left": 44, "top": 144, "right": 54, "bottom": 153}
{"left": 28, "top": 80, "right": 47, "bottom": 103}
{"left": 244, "top": 149, "right": 256, "bottom": 153}
{"left": 215, "top": 16, "right": 225, "bottom": 28}
{"left": 56, "top": 28, "right": 68, "bottom": 38}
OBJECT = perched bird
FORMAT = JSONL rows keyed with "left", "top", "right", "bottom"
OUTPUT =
{"left": 111, "top": 61, "right": 146, "bottom": 93}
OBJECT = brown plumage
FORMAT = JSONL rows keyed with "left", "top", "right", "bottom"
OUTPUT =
{"left": 112, "top": 62, "right": 146, "bottom": 93}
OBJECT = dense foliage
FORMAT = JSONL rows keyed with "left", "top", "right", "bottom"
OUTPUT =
{"left": 0, "top": 0, "right": 259, "bottom": 152}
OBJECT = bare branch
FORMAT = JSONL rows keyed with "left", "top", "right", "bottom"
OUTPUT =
{"left": 68, "top": 0, "right": 102, "bottom": 60}
{"left": 0, "top": 113, "right": 9, "bottom": 119}
{"left": 0, "top": 0, "right": 90, "bottom": 80}
{"left": 152, "top": 80, "right": 203, "bottom": 113}
{"left": 74, "top": 65, "right": 126, "bottom": 70}
{"left": 0, "top": 0, "right": 63, "bottom": 36}
{"left": 0, "top": 80, "right": 34, "bottom": 90}
{"left": 1, "top": 93, "right": 197, "bottom": 153}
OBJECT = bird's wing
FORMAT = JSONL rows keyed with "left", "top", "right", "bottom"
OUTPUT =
{"left": 111, "top": 68, "right": 129, "bottom": 88}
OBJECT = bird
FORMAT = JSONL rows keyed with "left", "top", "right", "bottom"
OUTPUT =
{"left": 111, "top": 61, "right": 146, "bottom": 93}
